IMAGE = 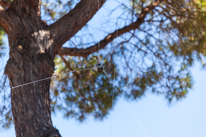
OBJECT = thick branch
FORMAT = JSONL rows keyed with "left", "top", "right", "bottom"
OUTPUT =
{"left": 0, "top": 0, "right": 11, "bottom": 8}
{"left": 57, "top": 0, "right": 161, "bottom": 57}
{"left": 11, "top": 0, "right": 41, "bottom": 16}
{"left": 0, "top": 6, "right": 10, "bottom": 32}
{"left": 49, "top": 0, "right": 106, "bottom": 53}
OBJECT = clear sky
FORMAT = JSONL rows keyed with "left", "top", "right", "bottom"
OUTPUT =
{"left": 1, "top": 63, "right": 206, "bottom": 137}
{"left": 1, "top": 0, "right": 206, "bottom": 137}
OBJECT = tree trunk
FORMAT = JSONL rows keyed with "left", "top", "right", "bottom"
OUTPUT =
{"left": 0, "top": 0, "right": 107, "bottom": 136}
{"left": 4, "top": 9, "right": 61, "bottom": 137}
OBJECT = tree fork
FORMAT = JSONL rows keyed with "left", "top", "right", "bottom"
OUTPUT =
{"left": 0, "top": 0, "right": 108, "bottom": 136}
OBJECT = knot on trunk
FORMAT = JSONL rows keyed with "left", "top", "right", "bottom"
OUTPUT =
{"left": 15, "top": 37, "right": 30, "bottom": 53}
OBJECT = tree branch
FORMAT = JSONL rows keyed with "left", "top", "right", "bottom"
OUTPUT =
{"left": 11, "top": 0, "right": 41, "bottom": 16}
{"left": 0, "top": 6, "right": 10, "bottom": 32}
{"left": 0, "top": 0, "right": 11, "bottom": 8}
{"left": 57, "top": 0, "right": 161, "bottom": 57}
{"left": 49, "top": 0, "right": 106, "bottom": 53}
{"left": 60, "top": 55, "right": 72, "bottom": 71}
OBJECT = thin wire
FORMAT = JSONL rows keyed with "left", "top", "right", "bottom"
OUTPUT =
{"left": 69, "top": 59, "right": 96, "bottom": 72}
{"left": 11, "top": 59, "right": 96, "bottom": 89}
{"left": 11, "top": 77, "right": 52, "bottom": 89}
{"left": 103, "top": 70, "right": 150, "bottom": 137}
{"left": 98, "top": 0, "right": 100, "bottom": 57}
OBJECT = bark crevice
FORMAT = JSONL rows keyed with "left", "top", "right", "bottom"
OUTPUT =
{"left": 3, "top": 8, "right": 61, "bottom": 136}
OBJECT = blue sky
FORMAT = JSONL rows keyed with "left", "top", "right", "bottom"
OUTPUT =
{"left": 1, "top": 63, "right": 206, "bottom": 137}
{"left": 1, "top": 0, "right": 206, "bottom": 137}
{"left": 54, "top": 63, "right": 206, "bottom": 137}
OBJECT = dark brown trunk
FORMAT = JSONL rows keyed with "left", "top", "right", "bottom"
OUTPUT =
{"left": 4, "top": 9, "right": 61, "bottom": 137}
{"left": 0, "top": 0, "right": 108, "bottom": 136}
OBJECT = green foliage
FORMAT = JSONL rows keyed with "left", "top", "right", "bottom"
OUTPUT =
{"left": 1, "top": 0, "right": 206, "bottom": 128}
{"left": 0, "top": 26, "right": 5, "bottom": 57}
{"left": 41, "top": 0, "right": 77, "bottom": 23}
{"left": 164, "top": 0, "right": 206, "bottom": 67}
{"left": 51, "top": 56, "right": 120, "bottom": 121}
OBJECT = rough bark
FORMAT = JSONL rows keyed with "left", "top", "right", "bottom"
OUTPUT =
{"left": 11, "top": 0, "right": 41, "bottom": 17}
{"left": 5, "top": 31, "right": 59, "bottom": 136}
{"left": 0, "top": 6, "right": 10, "bottom": 33}
{"left": 2, "top": 3, "right": 61, "bottom": 137}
